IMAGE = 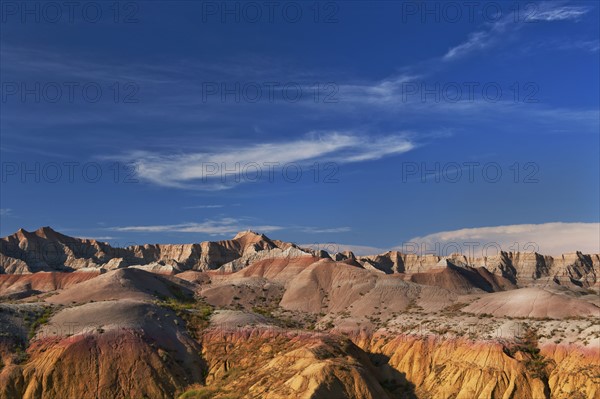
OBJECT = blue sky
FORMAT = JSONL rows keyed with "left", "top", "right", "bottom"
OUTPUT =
{"left": 1, "top": 1, "right": 599, "bottom": 255}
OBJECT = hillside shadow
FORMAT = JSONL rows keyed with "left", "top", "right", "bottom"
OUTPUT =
{"left": 369, "top": 353, "right": 417, "bottom": 399}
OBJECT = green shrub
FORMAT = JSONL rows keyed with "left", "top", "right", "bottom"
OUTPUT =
{"left": 27, "top": 306, "right": 54, "bottom": 340}
{"left": 179, "top": 387, "right": 214, "bottom": 399}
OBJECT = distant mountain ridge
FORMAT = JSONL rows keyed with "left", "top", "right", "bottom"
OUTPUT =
{"left": 0, "top": 227, "right": 314, "bottom": 274}
{"left": 0, "top": 227, "right": 598, "bottom": 290}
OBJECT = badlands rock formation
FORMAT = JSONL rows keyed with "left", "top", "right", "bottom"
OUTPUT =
{"left": 350, "top": 250, "right": 600, "bottom": 289}
{"left": 0, "top": 228, "right": 598, "bottom": 399}
{"left": 0, "top": 227, "right": 314, "bottom": 274}
{"left": 1, "top": 300, "right": 204, "bottom": 399}
{"left": 2, "top": 227, "right": 598, "bottom": 291}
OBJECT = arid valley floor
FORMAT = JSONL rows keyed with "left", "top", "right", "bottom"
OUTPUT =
{"left": 0, "top": 227, "right": 599, "bottom": 398}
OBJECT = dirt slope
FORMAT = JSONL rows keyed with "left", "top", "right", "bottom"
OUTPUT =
{"left": 462, "top": 287, "right": 600, "bottom": 318}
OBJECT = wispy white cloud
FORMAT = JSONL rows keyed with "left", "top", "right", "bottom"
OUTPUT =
{"left": 123, "top": 132, "right": 415, "bottom": 189}
{"left": 405, "top": 222, "right": 600, "bottom": 256}
{"left": 78, "top": 236, "right": 120, "bottom": 241}
{"left": 443, "top": 3, "right": 591, "bottom": 61}
{"left": 110, "top": 218, "right": 283, "bottom": 235}
{"left": 339, "top": 74, "right": 423, "bottom": 105}
{"left": 301, "top": 227, "right": 352, "bottom": 234}
{"left": 525, "top": 5, "right": 590, "bottom": 21}
{"left": 334, "top": 72, "right": 599, "bottom": 133}
{"left": 0, "top": 209, "right": 13, "bottom": 217}
{"left": 555, "top": 39, "right": 600, "bottom": 53}
{"left": 183, "top": 204, "right": 225, "bottom": 209}
{"left": 443, "top": 30, "right": 499, "bottom": 61}
{"left": 110, "top": 219, "right": 354, "bottom": 236}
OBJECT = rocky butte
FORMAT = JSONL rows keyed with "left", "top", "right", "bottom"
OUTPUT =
{"left": 0, "top": 227, "right": 598, "bottom": 398}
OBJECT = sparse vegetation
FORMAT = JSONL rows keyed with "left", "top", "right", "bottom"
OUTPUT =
{"left": 26, "top": 306, "right": 54, "bottom": 340}
{"left": 157, "top": 295, "right": 214, "bottom": 338}
{"left": 12, "top": 344, "right": 28, "bottom": 364}
{"left": 441, "top": 302, "right": 468, "bottom": 315}
{"left": 506, "top": 325, "right": 554, "bottom": 381}
{"left": 178, "top": 386, "right": 215, "bottom": 399}
{"left": 251, "top": 306, "right": 272, "bottom": 317}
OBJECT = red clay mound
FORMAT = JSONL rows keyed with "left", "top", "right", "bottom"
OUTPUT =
{"left": 174, "top": 270, "right": 211, "bottom": 284}
{"left": 409, "top": 262, "right": 516, "bottom": 293}
{"left": 281, "top": 259, "right": 418, "bottom": 315}
{"left": 0, "top": 272, "right": 99, "bottom": 299}
{"left": 1, "top": 300, "right": 205, "bottom": 399}
{"left": 237, "top": 256, "right": 321, "bottom": 283}
{"left": 46, "top": 268, "right": 194, "bottom": 304}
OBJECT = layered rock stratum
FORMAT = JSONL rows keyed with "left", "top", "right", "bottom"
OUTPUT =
{"left": 0, "top": 227, "right": 312, "bottom": 274}
{"left": 0, "top": 227, "right": 598, "bottom": 399}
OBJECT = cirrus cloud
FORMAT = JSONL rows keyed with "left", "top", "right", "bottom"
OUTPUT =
{"left": 110, "top": 218, "right": 283, "bottom": 235}
{"left": 121, "top": 132, "right": 415, "bottom": 189}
